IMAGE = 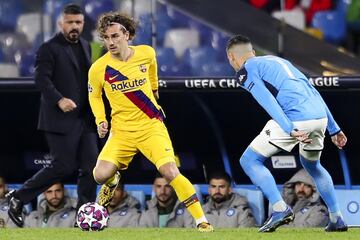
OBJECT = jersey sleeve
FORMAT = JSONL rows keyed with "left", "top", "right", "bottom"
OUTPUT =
{"left": 239, "top": 65, "right": 294, "bottom": 134}
{"left": 148, "top": 46, "right": 159, "bottom": 91}
{"left": 312, "top": 87, "right": 341, "bottom": 135}
{"left": 88, "top": 64, "right": 107, "bottom": 125}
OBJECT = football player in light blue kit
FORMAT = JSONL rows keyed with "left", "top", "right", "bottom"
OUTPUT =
{"left": 226, "top": 35, "right": 348, "bottom": 233}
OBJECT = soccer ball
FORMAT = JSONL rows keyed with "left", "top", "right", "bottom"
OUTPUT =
{"left": 76, "top": 202, "right": 109, "bottom": 231}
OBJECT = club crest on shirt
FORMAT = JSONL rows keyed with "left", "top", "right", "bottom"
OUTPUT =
{"left": 226, "top": 208, "right": 235, "bottom": 217}
{"left": 139, "top": 64, "right": 147, "bottom": 73}
{"left": 300, "top": 208, "right": 309, "bottom": 214}
{"left": 176, "top": 208, "right": 184, "bottom": 215}
{"left": 119, "top": 210, "right": 128, "bottom": 216}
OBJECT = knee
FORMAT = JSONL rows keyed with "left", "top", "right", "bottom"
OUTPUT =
{"left": 158, "top": 162, "right": 180, "bottom": 182}
{"left": 93, "top": 167, "right": 111, "bottom": 184}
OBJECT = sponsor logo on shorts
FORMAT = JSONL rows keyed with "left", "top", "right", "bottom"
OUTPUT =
{"left": 271, "top": 155, "right": 296, "bottom": 169}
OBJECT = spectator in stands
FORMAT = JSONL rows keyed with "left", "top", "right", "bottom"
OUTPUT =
{"left": 284, "top": 0, "right": 333, "bottom": 25}
{"left": 282, "top": 169, "right": 329, "bottom": 227}
{"left": 7, "top": 3, "right": 98, "bottom": 228}
{"left": 24, "top": 183, "right": 76, "bottom": 228}
{"left": 203, "top": 171, "right": 256, "bottom": 228}
{"left": 107, "top": 179, "right": 141, "bottom": 227}
{"left": 139, "top": 174, "right": 193, "bottom": 228}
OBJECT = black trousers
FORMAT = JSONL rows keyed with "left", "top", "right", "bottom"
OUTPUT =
{"left": 15, "top": 120, "right": 98, "bottom": 210}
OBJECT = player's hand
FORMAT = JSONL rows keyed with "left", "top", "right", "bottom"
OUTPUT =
{"left": 291, "top": 129, "right": 312, "bottom": 143}
{"left": 97, "top": 121, "right": 108, "bottom": 138}
{"left": 58, "top": 97, "right": 77, "bottom": 112}
{"left": 331, "top": 131, "right": 347, "bottom": 149}
{"left": 153, "top": 90, "right": 159, "bottom": 100}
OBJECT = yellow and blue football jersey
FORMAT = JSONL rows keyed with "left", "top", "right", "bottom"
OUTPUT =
{"left": 88, "top": 45, "right": 164, "bottom": 131}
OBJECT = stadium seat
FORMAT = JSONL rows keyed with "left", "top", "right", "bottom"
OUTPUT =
{"left": 0, "top": 0, "right": 22, "bottom": 31}
{"left": 272, "top": 7, "right": 306, "bottom": 30}
{"left": 117, "top": 0, "right": 151, "bottom": 18}
{"left": 335, "top": 189, "right": 360, "bottom": 226}
{"left": 188, "top": 20, "right": 213, "bottom": 46}
{"left": 210, "top": 31, "right": 230, "bottom": 62}
{"left": 311, "top": 11, "right": 347, "bottom": 44}
{"left": 156, "top": 47, "right": 177, "bottom": 66}
{"left": 132, "top": 13, "right": 152, "bottom": 45}
{"left": 0, "top": 32, "right": 31, "bottom": 63}
{"left": 128, "top": 190, "right": 146, "bottom": 210}
{"left": 0, "top": 63, "right": 19, "bottom": 77}
{"left": 197, "top": 62, "right": 235, "bottom": 77}
{"left": 15, "top": 49, "right": 35, "bottom": 77}
{"left": 83, "top": 0, "right": 115, "bottom": 22}
{"left": 233, "top": 188, "right": 265, "bottom": 226}
{"left": 156, "top": 10, "right": 173, "bottom": 46}
{"left": 164, "top": 28, "right": 200, "bottom": 59}
{"left": 182, "top": 46, "right": 218, "bottom": 75}
{"left": 16, "top": 13, "right": 52, "bottom": 44}
{"left": 166, "top": 7, "right": 190, "bottom": 28}
{"left": 158, "top": 64, "right": 189, "bottom": 77}
{"left": 44, "top": 0, "right": 73, "bottom": 23}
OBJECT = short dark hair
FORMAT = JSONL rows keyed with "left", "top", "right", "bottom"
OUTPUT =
{"left": 208, "top": 171, "right": 232, "bottom": 185}
{"left": 62, "top": 3, "right": 83, "bottom": 15}
{"left": 226, "top": 34, "right": 251, "bottom": 51}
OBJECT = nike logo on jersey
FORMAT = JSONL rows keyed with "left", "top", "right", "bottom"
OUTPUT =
{"left": 105, "top": 65, "right": 128, "bottom": 83}
{"left": 109, "top": 74, "right": 119, "bottom": 81}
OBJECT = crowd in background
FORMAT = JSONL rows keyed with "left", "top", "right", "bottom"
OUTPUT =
{"left": 0, "top": 0, "right": 360, "bottom": 78}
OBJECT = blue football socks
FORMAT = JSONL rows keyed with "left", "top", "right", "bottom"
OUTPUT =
{"left": 300, "top": 155, "right": 341, "bottom": 219}
{"left": 240, "top": 146, "right": 283, "bottom": 206}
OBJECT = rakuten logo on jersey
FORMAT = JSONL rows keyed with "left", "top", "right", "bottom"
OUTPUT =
{"left": 110, "top": 78, "right": 147, "bottom": 91}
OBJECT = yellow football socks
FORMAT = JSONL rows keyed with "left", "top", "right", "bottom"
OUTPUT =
{"left": 170, "top": 174, "right": 205, "bottom": 220}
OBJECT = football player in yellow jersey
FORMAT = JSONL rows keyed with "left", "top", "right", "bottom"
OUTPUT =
{"left": 88, "top": 12, "right": 213, "bottom": 232}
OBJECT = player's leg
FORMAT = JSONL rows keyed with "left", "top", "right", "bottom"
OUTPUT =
{"left": 296, "top": 118, "right": 347, "bottom": 231}
{"left": 139, "top": 122, "right": 213, "bottom": 232}
{"left": 299, "top": 155, "right": 347, "bottom": 231}
{"left": 297, "top": 118, "right": 347, "bottom": 231}
{"left": 240, "top": 120, "right": 296, "bottom": 232}
{"left": 7, "top": 128, "right": 81, "bottom": 227}
{"left": 93, "top": 131, "right": 136, "bottom": 207}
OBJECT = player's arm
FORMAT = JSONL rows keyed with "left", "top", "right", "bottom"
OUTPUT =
{"left": 312, "top": 87, "right": 347, "bottom": 148}
{"left": 312, "top": 87, "right": 340, "bottom": 135}
{"left": 34, "top": 44, "right": 63, "bottom": 105}
{"left": 149, "top": 47, "right": 159, "bottom": 100}
{"left": 88, "top": 66, "right": 107, "bottom": 126}
{"left": 240, "top": 66, "right": 294, "bottom": 134}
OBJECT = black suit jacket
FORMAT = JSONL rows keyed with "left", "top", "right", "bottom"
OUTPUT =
{"left": 35, "top": 33, "right": 95, "bottom": 134}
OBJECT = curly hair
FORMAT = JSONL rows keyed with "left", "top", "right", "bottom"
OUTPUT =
{"left": 96, "top": 12, "right": 137, "bottom": 40}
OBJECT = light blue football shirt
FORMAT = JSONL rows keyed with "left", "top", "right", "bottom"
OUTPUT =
{"left": 236, "top": 55, "right": 340, "bottom": 135}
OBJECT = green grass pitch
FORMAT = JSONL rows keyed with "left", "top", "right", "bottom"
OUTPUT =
{"left": 1, "top": 228, "right": 360, "bottom": 240}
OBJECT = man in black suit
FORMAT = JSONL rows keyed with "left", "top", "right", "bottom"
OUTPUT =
{"left": 7, "top": 4, "right": 98, "bottom": 227}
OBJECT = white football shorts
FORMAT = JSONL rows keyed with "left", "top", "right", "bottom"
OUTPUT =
{"left": 250, "top": 118, "right": 328, "bottom": 160}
